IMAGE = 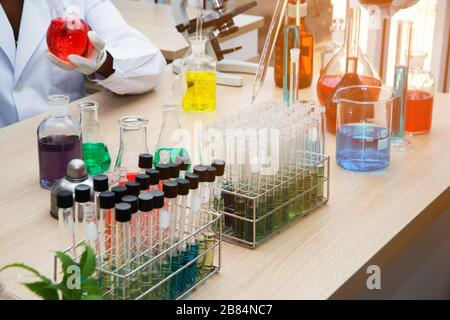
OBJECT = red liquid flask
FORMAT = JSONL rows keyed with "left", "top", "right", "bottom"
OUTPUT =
{"left": 46, "top": 10, "right": 94, "bottom": 62}
{"left": 405, "top": 90, "right": 434, "bottom": 134}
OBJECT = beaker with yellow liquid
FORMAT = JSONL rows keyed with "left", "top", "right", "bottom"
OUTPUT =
{"left": 181, "top": 37, "right": 217, "bottom": 112}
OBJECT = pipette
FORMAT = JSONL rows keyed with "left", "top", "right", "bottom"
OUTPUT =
{"left": 251, "top": 0, "right": 289, "bottom": 104}
{"left": 289, "top": 48, "right": 300, "bottom": 106}
{"left": 196, "top": 0, "right": 204, "bottom": 40}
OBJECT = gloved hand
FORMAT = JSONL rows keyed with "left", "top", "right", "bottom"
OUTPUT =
{"left": 47, "top": 31, "right": 107, "bottom": 75}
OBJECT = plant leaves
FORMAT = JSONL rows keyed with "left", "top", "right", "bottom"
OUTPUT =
{"left": 24, "top": 281, "right": 59, "bottom": 300}
{"left": 55, "top": 251, "right": 77, "bottom": 274}
{"left": 0, "top": 263, "right": 51, "bottom": 283}
{"left": 79, "top": 245, "right": 97, "bottom": 278}
{"left": 82, "top": 294, "right": 103, "bottom": 300}
{"left": 81, "top": 278, "right": 102, "bottom": 297}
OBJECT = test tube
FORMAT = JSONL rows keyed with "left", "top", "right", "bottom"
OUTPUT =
{"left": 57, "top": 190, "right": 76, "bottom": 257}
{"left": 184, "top": 173, "right": 200, "bottom": 287}
{"left": 138, "top": 192, "right": 153, "bottom": 294}
{"left": 149, "top": 189, "right": 164, "bottom": 299}
{"left": 169, "top": 163, "right": 181, "bottom": 181}
{"left": 121, "top": 195, "right": 140, "bottom": 299}
{"left": 112, "top": 186, "right": 127, "bottom": 204}
{"left": 175, "top": 178, "right": 190, "bottom": 296}
{"left": 125, "top": 181, "right": 141, "bottom": 197}
{"left": 211, "top": 160, "right": 226, "bottom": 212}
{"left": 82, "top": 202, "right": 99, "bottom": 259}
{"left": 138, "top": 153, "right": 153, "bottom": 174}
{"left": 289, "top": 48, "right": 300, "bottom": 106}
{"left": 156, "top": 163, "right": 171, "bottom": 191}
{"left": 93, "top": 175, "right": 109, "bottom": 218}
{"left": 176, "top": 157, "right": 190, "bottom": 178}
{"left": 205, "top": 166, "right": 217, "bottom": 212}
{"left": 74, "top": 184, "right": 92, "bottom": 243}
{"left": 114, "top": 203, "right": 132, "bottom": 300}
{"left": 98, "top": 191, "right": 115, "bottom": 297}
{"left": 146, "top": 168, "right": 160, "bottom": 192}
{"left": 136, "top": 174, "right": 150, "bottom": 193}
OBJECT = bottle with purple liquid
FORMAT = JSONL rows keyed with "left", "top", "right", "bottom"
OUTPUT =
{"left": 38, "top": 95, "right": 82, "bottom": 189}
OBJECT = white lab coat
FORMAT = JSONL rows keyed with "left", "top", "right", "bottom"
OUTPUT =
{"left": 0, "top": 0, "right": 167, "bottom": 128}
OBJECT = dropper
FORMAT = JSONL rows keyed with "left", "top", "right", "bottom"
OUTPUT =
{"left": 196, "top": 0, "right": 204, "bottom": 41}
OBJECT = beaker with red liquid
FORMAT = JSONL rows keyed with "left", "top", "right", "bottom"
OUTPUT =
{"left": 317, "top": 1, "right": 382, "bottom": 134}
{"left": 405, "top": 52, "right": 435, "bottom": 135}
{"left": 46, "top": 3, "right": 94, "bottom": 62}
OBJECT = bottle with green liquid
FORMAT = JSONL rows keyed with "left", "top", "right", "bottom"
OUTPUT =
{"left": 154, "top": 104, "right": 191, "bottom": 167}
{"left": 78, "top": 101, "right": 111, "bottom": 175}
{"left": 181, "top": 37, "right": 217, "bottom": 113}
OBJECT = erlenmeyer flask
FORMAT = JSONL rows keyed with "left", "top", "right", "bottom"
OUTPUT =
{"left": 154, "top": 105, "right": 190, "bottom": 167}
{"left": 317, "top": 1, "right": 382, "bottom": 134}
{"left": 79, "top": 101, "right": 111, "bottom": 175}
{"left": 114, "top": 116, "right": 149, "bottom": 184}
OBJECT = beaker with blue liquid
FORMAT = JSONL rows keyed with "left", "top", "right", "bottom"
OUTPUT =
{"left": 334, "top": 86, "right": 394, "bottom": 172}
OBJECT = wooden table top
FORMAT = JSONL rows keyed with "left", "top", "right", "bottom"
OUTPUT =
{"left": 111, "top": 0, "right": 265, "bottom": 61}
{"left": 0, "top": 66, "right": 449, "bottom": 300}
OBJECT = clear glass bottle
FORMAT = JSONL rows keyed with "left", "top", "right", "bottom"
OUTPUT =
{"left": 114, "top": 116, "right": 149, "bottom": 185}
{"left": 317, "top": 1, "right": 382, "bottom": 133}
{"left": 154, "top": 105, "right": 190, "bottom": 166}
{"left": 38, "top": 95, "right": 82, "bottom": 189}
{"left": 46, "top": 0, "right": 93, "bottom": 62}
{"left": 274, "top": 0, "right": 314, "bottom": 91}
{"left": 405, "top": 52, "right": 435, "bottom": 135}
{"left": 321, "top": 18, "right": 345, "bottom": 72}
{"left": 79, "top": 101, "right": 111, "bottom": 175}
{"left": 181, "top": 37, "right": 217, "bottom": 113}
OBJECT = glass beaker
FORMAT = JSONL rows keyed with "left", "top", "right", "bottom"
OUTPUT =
{"left": 154, "top": 105, "right": 191, "bottom": 166}
{"left": 79, "top": 101, "right": 111, "bottom": 175}
{"left": 37, "top": 95, "right": 82, "bottom": 189}
{"left": 181, "top": 37, "right": 217, "bottom": 113}
{"left": 46, "top": 0, "right": 94, "bottom": 62}
{"left": 334, "top": 85, "right": 394, "bottom": 172}
{"left": 317, "top": 1, "right": 382, "bottom": 134}
{"left": 114, "top": 116, "right": 149, "bottom": 184}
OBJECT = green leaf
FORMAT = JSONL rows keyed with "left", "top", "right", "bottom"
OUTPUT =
{"left": 24, "top": 281, "right": 59, "bottom": 300}
{"left": 55, "top": 251, "right": 77, "bottom": 274}
{"left": 0, "top": 263, "right": 51, "bottom": 283}
{"left": 81, "top": 278, "right": 102, "bottom": 296}
{"left": 82, "top": 294, "right": 103, "bottom": 300}
{"left": 79, "top": 245, "right": 97, "bottom": 278}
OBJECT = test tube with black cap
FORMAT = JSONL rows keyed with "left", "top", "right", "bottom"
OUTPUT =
{"left": 149, "top": 189, "right": 165, "bottom": 300}
{"left": 125, "top": 181, "right": 141, "bottom": 197}
{"left": 156, "top": 163, "right": 171, "bottom": 191}
{"left": 146, "top": 168, "right": 160, "bottom": 192}
{"left": 138, "top": 192, "right": 154, "bottom": 293}
{"left": 93, "top": 175, "right": 109, "bottom": 218}
{"left": 136, "top": 174, "right": 150, "bottom": 192}
{"left": 211, "top": 160, "right": 226, "bottom": 212}
{"left": 175, "top": 178, "right": 190, "bottom": 296}
{"left": 184, "top": 172, "right": 200, "bottom": 288}
{"left": 169, "top": 163, "right": 181, "bottom": 180}
{"left": 114, "top": 202, "right": 132, "bottom": 300}
{"left": 57, "top": 190, "right": 76, "bottom": 257}
{"left": 75, "top": 184, "right": 92, "bottom": 224}
{"left": 112, "top": 186, "right": 127, "bottom": 204}
{"left": 138, "top": 153, "right": 153, "bottom": 174}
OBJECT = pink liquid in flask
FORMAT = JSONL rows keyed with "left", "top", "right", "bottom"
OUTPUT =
{"left": 46, "top": 16, "right": 94, "bottom": 62}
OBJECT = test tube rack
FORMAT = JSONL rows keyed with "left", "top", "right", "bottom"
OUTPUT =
{"left": 53, "top": 207, "right": 222, "bottom": 300}
{"left": 221, "top": 153, "right": 330, "bottom": 249}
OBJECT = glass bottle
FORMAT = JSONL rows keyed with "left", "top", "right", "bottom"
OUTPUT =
{"left": 274, "top": 0, "right": 314, "bottom": 91}
{"left": 46, "top": 0, "right": 94, "bottom": 62}
{"left": 181, "top": 37, "right": 217, "bottom": 112}
{"left": 154, "top": 104, "right": 190, "bottom": 166}
{"left": 405, "top": 52, "right": 435, "bottom": 135}
{"left": 79, "top": 101, "right": 111, "bottom": 175}
{"left": 321, "top": 18, "right": 345, "bottom": 72}
{"left": 38, "top": 95, "right": 82, "bottom": 189}
{"left": 317, "top": 1, "right": 382, "bottom": 134}
{"left": 114, "top": 116, "right": 149, "bottom": 185}
{"left": 391, "top": 20, "right": 413, "bottom": 151}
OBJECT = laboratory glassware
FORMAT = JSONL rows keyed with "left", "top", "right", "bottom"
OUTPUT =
{"left": 50, "top": 159, "right": 93, "bottom": 219}
{"left": 82, "top": 202, "right": 99, "bottom": 258}
{"left": 289, "top": 48, "right": 300, "bottom": 106}
{"left": 175, "top": 178, "right": 190, "bottom": 296}
{"left": 211, "top": 160, "right": 225, "bottom": 212}
{"left": 57, "top": 190, "right": 75, "bottom": 257}
{"left": 149, "top": 189, "right": 165, "bottom": 300}
{"left": 111, "top": 186, "right": 127, "bottom": 204}
{"left": 391, "top": 20, "right": 413, "bottom": 151}
{"left": 114, "top": 116, "right": 150, "bottom": 184}
{"left": 405, "top": 51, "right": 435, "bottom": 135}
{"left": 138, "top": 192, "right": 154, "bottom": 293}
{"left": 317, "top": 1, "right": 382, "bottom": 133}
{"left": 79, "top": 101, "right": 111, "bottom": 175}
{"left": 46, "top": 0, "right": 94, "bottom": 62}
{"left": 114, "top": 202, "right": 132, "bottom": 300}
{"left": 170, "top": 163, "right": 181, "bottom": 181}
{"left": 99, "top": 191, "right": 115, "bottom": 298}
{"left": 359, "top": 0, "right": 419, "bottom": 18}
{"left": 321, "top": 18, "right": 345, "bottom": 72}
{"left": 93, "top": 175, "right": 109, "bottom": 217}
{"left": 185, "top": 172, "right": 200, "bottom": 286}
{"left": 74, "top": 184, "right": 93, "bottom": 256}
{"left": 154, "top": 105, "right": 191, "bottom": 166}
{"left": 156, "top": 163, "right": 171, "bottom": 190}
{"left": 274, "top": 0, "right": 314, "bottom": 92}
{"left": 138, "top": 154, "right": 154, "bottom": 173}
{"left": 334, "top": 85, "right": 394, "bottom": 172}
{"left": 252, "top": 0, "right": 289, "bottom": 104}
{"left": 125, "top": 181, "right": 141, "bottom": 197}
{"left": 38, "top": 95, "right": 82, "bottom": 189}
{"left": 146, "top": 168, "right": 161, "bottom": 192}
{"left": 181, "top": 37, "right": 217, "bottom": 112}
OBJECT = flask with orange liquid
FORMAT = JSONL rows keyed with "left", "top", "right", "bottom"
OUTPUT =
{"left": 274, "top": 0, "right": 314, "bottom": 93}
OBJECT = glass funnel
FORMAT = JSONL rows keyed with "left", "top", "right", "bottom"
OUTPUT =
{"left": 358, "top": 0, "right": 419, "bottom": 17}
{"left": 154, "top": 105, "right": 190, "bottom": 167}
{"left": 114, "top": 116, "right": 149, "bottom": 185}
{"left": 405, "top": 52, "right": 435, "bottom": 135}
{"left": 334, "top": 85, "right": 395, "bottom": 172}
{"left": 79, "top": 101, "right": 111, "bottom": 175}
{"left": 317, "top": 1, "right": 382, "bottom": 134}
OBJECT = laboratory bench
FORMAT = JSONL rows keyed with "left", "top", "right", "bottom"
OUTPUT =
{"left": 0, "top": 65, "right": 449, "bottom": 300}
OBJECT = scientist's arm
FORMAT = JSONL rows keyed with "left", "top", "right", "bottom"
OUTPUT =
{"left": 85, "top": 0, "right": 166, "bottom": 95}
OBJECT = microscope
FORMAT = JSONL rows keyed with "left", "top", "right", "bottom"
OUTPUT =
{"left": 171, "top": 0, "right": 259, "bottom": 87}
